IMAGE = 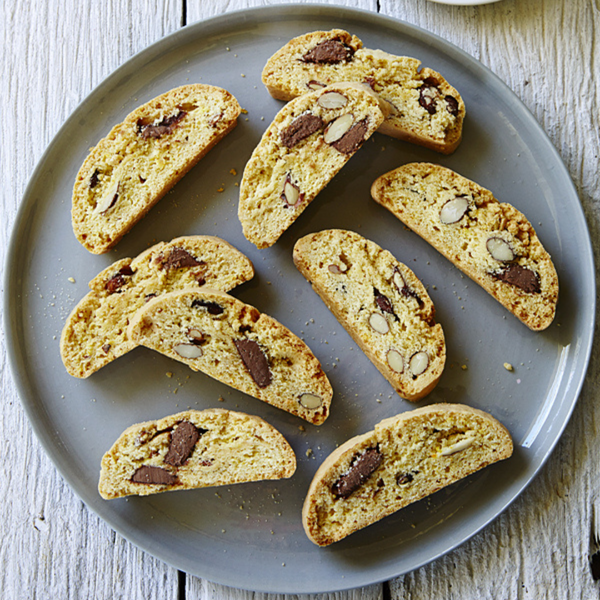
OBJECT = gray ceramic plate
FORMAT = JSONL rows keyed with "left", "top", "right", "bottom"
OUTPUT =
{"left": 4, "top": 5, "right": 595, "bottom": 594}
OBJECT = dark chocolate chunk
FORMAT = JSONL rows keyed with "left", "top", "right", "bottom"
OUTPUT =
{"left": 445, "top": 95, "right": 459, "bottom": 116}
{"left": 419, "top": 85, "right": 438, "bottom": 115}
{"left": 374, "top": 288, "right": 394, "bottom": 315}
{"left": 234, "top": 338, "right": 272, "bottom": 388}
{"left": 280, "top": 114, "right": 324, "bottom": 148}
{"left": 331, "top": 119, "right": 369, "bottom": 154}
{"left": 493, "top": 264, "right": 541, "bottom": 293}
{"left": 132, "top": 465, "right": 176, "bottom": 485}
{"left": 119, "top": 265, "right": 134, "bottom": 277}
{"left": 89, "top": 169, "right": 100, "bottom": 189}
{"left": 332, "top": 447, "right": 383, "bottom": 499}
{"left": 191, "top": 299, "right": 224, "bottom": 315}
{"left": 159, "top": 247, "right": 202, "bottom": 270}
{"left": 137, "top": 110, "right": 187, "bottom": 139}
{"left": 302, "top": 39, "right": 354, "bottom": 64}
{"left": 105, "top": 274, "right": 127, "bottom": 294}
{"left": 144, "top": 293, "right": 157, "bottom": 303}
{"left": 164, "top": 421, "right": 202, "bottom": 466}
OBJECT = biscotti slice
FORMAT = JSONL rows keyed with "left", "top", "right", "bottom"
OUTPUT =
{"left": 371, "top": 163, "right": 559, "bottom": 331}
{"left": 239, "top": 82, "right": 385, "bottom": 248}
{"left": 293, "top": 230, "right": 445, "bottom": 401}
{"left": 60, "top": 235, "right": 254, "bottom": 378}
{"left": 128, "top": 288, "right": 333, "bottom": 425}
{"left": 72, "top": 84, "right": 241, "bottom": 253}
{"left": 303, "top": 403, "right": 513, "bottom": 546}
{"left": 99, "top": 408, "right": 296, "bottom": 499}
{"left": 261, "top": 30, "right": 465, "bottom": 154}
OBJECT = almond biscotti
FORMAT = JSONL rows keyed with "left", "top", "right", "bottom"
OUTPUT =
{"left": 60, "top": 235, "right": 254, "bottom": 378}
{"left": 302, "top": 403, "right": 513, "bottom": 546}
{"left": 293, "top": 230, "right": 445, "bottom": 401}
{"left": 99, "top": 408, "right": 296, "bottom": 499}
{"left": 371, "top": 163, "right": 559, "bottom": 331}
{"left": 239, "top": 82, "right": 385, "bottom": 248}
{"left": 72, "top": 84, "right": 241, "bottom": 254}
{"left": 127, "top": 288, "right": 333, "bottom": 425}
{"left": 262, "top": 30, "right": 465, "bottom": 154}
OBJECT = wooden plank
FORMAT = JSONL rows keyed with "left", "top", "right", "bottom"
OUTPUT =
{"left": 0, "top": 0, "right": 182, "bottom": 597}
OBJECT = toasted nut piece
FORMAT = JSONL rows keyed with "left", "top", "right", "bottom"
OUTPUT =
{"left": 386, "top": 349, "right": 404, "bottom": 373}
{"left": 409, "top": 351, "right": 429, "bottom": 376}
{"left": 486, "top": 237, "right": 515, "bottom": 262}
{"left": 187, "top": 328, "right": 204, "bottom": 344}
{"left": 174, "top": 343, "right": 203, "bottom": 359}
{"left": 440, "top": 437, "right": 474, "bottom": 456}
{"left": 307, "top": 80, "right": 327, "bottom": 91}
{"left": 328, "top": 263, "right": 347, "bottom": 275}
{"left": 369, "top": 312, "right": 389, "bottom": 334}
{"left": 299, "top": 393, "right": 323, "bottom": 409}
{"left": 324, "top": 114, "right": 354, "bottom": 144}
{"left": 282, "top": 178, "right": 301, "bottom": 207}
{"left": 440, "top": 196, "right": 469, "bottom": 224}
{"left": 317, "top": 91, "right": 348, "bottom": 109}
{"left": 95, "top": 179, "right": 120, "bottom": 214}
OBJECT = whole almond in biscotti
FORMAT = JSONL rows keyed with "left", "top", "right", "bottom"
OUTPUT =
{"left": 261, "top": 29, "right": 465, "bottom": 154}
{"left": 98, "top": 408, "right": 296, "bottom": 499}
{"left": 72, "top": 84, "right": 241, "bottom": 254}
{"left": 371, "top": 163, "right": 559, "bottom": 331}
{"left": 293, "top": 229, "right": 445, "bottom": 401}
{"left": 238, "top": 82, "right": 385, "bottom": 249}
{"left": 127, "top": 288, "right": 333, "bottom": 425}
{"left": 60, "top": 235, "right": 254, "bottom": 378}
{"left": 302, "top": 403, "right": 513, "bottom": 546}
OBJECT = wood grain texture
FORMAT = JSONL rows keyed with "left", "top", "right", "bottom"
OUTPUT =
{"left": 1, "top": 0, "right": 599, "bottom": 598}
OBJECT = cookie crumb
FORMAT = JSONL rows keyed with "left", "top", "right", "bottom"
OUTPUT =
{"left": 461, "top": 364, "right": 468, "bottom": 371}
{"left": 229, "top": 168, "right": 237, "bottom": 176}
{"left": 166, "top": 372, "right": 173, "bottom": 378}
{"left": 503, "top": 362, "right": 514, "bottom": 372}
{"left": 68, "top": 277, "right": 76, "bottom": 283}
{"left": 306, "top": 448, "right": 313, "bottom": 458}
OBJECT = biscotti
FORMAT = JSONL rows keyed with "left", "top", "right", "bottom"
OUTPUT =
{"left": 371, "top": 163, "right": 559, "bottom": 331}
{"left": 293, "top": 230, "right": 445, "bottom": 401}
{"left": 302, "top": 403, "right": 513, "bottom": 546}
{"left": 127, "top": 288, "right": 333, "bottom": 425}
{"left": 262, "top": 30, "right": 465, "bottom": 154}
{"left": 60, "top": 235, "right": 254, "bottom": 378}
{"left": 239, "top": 82, "right": 385, "bottom": 248}
{"left": 72, "top": 84, "right": 241, "bottom": 253}
{"left": 98, "top": 408, "right": 296, "bottom": 499}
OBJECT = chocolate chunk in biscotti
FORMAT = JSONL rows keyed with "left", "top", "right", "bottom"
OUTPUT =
{"left": 99, "top": 409, "right": 297, "bottom": 499}
{"left": 371, "top": 162, "right": 558, "bottom": 331}
{"left": 302, "top": 404, "right": 513, "bottom": 546}
{"left": 127, "top": 288, "right": 333, "bottom": 425}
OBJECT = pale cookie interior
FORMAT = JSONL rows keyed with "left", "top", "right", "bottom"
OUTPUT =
{"left": 99, "top": 408, "right": 296, "bottom": 499}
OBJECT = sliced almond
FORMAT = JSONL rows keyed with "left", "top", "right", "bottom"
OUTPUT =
{"left": 386, "top": 349, "right": 404, "bottom": 373}
{"left": 307, "top": 80, "right": 326, "bottom": 91}
{"left": 282, "top": 179, "right": 300, "bottom": 207}
{"left": 440, "top": 437, "right": 475, "bottom": 456}
{"left": 369, "top": 312, "right": 389, "bottom": 334}
{"left": 440, "top": 196, "right": 469, "bottom": 224}
{"left": 486, "top": 237, "right": 514, "bottom": 262}
{"left": 392, "top": 270, "right": 406, "bottom": 293}
{"left": 94, "top": 179, "right": 120, "bottom": 214}
{"left": 328, "top": 264, "right": 347, "bottom": 275}
{"left": 317, "top": 92, "right": 348, "bottom": 109}
{"left": 187, "top": 328, "right": 204, "bottom": 344}
{"left": 324, "top": 113, "right": 354, "bottom": 144}
{"left": 299, "top": 393, "right": 323, "bottom": 409}
{"left": 409, "top": 351, "right": 429, "bottom": 376}
{"left": 174, "top": 343, "right": 203, "bottom": 359}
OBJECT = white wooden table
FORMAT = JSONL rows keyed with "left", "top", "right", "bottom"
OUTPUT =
{"left": 2, "top": 0, "right": 599, "bottom": 597}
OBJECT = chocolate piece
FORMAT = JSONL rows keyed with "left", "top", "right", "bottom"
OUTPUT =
{"left": 374, "top": 288, "right": 394, "bottom": 315}
{"left": 331, "top": 119, "right": 369, "bottom": 154}
{"left": 137, "top": 110, "right": 187, "bottom": 139}
{"left": 89, "top": 169, "right": 100, "bottom": 189}
{"left": 419, "top": 85, "right": 438, "bottom": 115}
{"left": 234, "top": 339, "right": 272, "bottom": 388}
{"left": 158, "top": 247, "right": 202, "bottom": 270}
{"left": 302, "top": 39, "right": 354, "bottom": 64}
{"left": 493, "top": 264, "right": 541, "bottom": 293}
{"left": 332, "top": 447, "right": 383, "bottom": 499}
{"left": 164, "top": 421, "right": 203, "bottom": 466}
{"left": 105, "top": 276, "right": 126, "bottom": 294}
{"left": 132, "top": 465, "right": 176, "bottom": 485}
{"left": 445, "top": 95, "right": 459, "bottom": 116}
{"left": 144, "top": 293, "right": 157, "bottom": 303}
{"left": 280, "top": 114, "right": 324, "bottom": 148}
{"left": 191, "top": 299, "right": 224, "bottom": 315}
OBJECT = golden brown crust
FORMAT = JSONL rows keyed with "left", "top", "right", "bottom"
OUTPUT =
{"left": 371, "top": 163, "right": 559, "bottom": 331}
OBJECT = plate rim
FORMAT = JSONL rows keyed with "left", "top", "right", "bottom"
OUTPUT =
{"left": 4, "top": 3, "right": 596, "bottom": 593}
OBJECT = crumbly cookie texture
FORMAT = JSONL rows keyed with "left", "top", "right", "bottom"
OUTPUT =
{"left": 239, "top": 82, "right": 385, "bottom": 248}
{"left": 127, "top": 288, "right": 333, "bottom": 425}
{"left": 293, "top": 229, "right": 445, "bottom": 401}
{"left": 99, "top": 408, "right": 296, "bottom": 499}
{"left": 72, "top": 84, "right": 241, "bottom": 254}
{"left": 302, "top": 403, "right": 513, "bottom": 546}
{"left": 261, "top": 29, "right": 465, "bottom": 154}
{"left": 371, "top": 163, "right": 559, "bottom": 331}
{"left": 60, "top": 236, "right": 254, "bottom": 379}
